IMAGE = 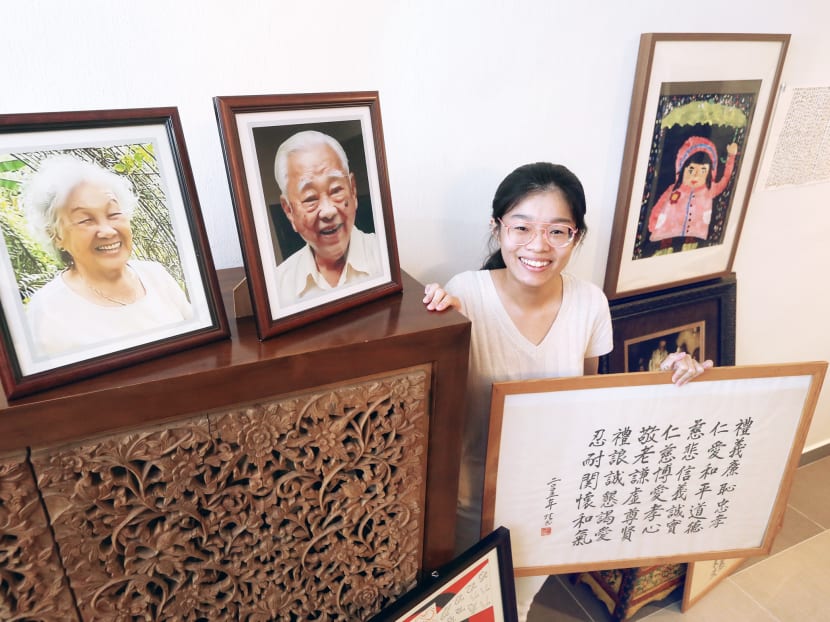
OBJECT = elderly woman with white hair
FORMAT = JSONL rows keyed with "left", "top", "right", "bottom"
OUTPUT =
{"left": 24, "top": 155, "right": 193, "bottom": 358}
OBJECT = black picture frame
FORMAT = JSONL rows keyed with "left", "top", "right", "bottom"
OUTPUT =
{"left": 214, "top": 91, "right": 402, "bottom": 340}
{"left": 367, "top": 527, "right": 519, "bottom": 622}
{"left": 600, "top": 273, "right": 736, "bottom": 375}
{"left": 0, "top": 107, "right": 229, "bottom": 399}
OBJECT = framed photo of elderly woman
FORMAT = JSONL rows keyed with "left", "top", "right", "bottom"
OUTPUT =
{"left": 604, "top": 33, "right": 789, "bottom": 299}
{"left": 0, "top": 108, "right": 229, "bottom": 399}
{"left": 214, "top": 91, "right": 401, "bottom": 340}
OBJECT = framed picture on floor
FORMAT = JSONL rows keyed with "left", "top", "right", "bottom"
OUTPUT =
{"left": 600, "top": 274, "right": 736, "bottom": 374}
{"left": 482, "top": 362, "right": 827, "bottom": 576}
{"left": 604, "top": 33, "right": 789, "bottom": 299}
{"left": 682, "top": 556, "right": 747, "bottom": 610}
{"left": 367, "top": 526, "right": 519, "bottom": 622}
{"left": 214, "top": 91, "right": 401, "bottom": 339}
{"left": 0, "top": 107, "right": 228, "bottom": 399}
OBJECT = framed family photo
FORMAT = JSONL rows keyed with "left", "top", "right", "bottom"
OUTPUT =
{"left": 0, "top": 108, "right": 228, "bottom": 399}
{"left": 214, "top": 91, "right": 401, "bottom": 339}
{"left": 600, "top": 274, "right": 736, "bottom": 374}
{"left": 367, "top": 526, "right": 519, "bottom": 622}
{"left": 604, "top": 33, "right": 789, "bottom": 299}
{"left": 481, "top": 363, "right": 827, "bottom": 576}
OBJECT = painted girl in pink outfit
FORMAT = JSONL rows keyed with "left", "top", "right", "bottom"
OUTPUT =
{"left": 648, "top": 136, "right": 737, "bottom": 242}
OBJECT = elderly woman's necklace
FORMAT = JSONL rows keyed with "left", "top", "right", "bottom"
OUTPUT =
{"left": 79, "top": 271, "right": 139, "bottom": 306}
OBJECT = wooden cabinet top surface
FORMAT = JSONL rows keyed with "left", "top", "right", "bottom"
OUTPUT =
{"left": 0, "top": 268, "right": 471, "bottom": 453}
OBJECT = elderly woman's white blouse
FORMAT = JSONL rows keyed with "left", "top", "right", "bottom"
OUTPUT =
{"left": 25, "top": 260, "right": 193, "bottom": 358}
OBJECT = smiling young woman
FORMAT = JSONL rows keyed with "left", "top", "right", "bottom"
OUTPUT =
{"left": 422, "top": 161, "right": 712, "bottom": 621}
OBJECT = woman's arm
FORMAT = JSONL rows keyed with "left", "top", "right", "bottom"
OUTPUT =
{"left": 584, "top": 357, "right": 599, "bottom": 376}
{"left": 423, "top": 283, "right": 462, "bottom": 312}
{"left": 584, "top": 353, "right": 712, "bottom": 384}
{"left": 660, "top": 351, "right": 713, "bottom": 385}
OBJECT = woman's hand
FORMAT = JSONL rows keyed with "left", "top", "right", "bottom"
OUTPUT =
{"left": 660, "top": 352, "right": 714, "bottom": 386}
{"left": 423, "top": 283, "right": 461, "bottom": 312}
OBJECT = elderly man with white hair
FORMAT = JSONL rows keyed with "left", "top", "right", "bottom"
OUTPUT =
{"left": 272, "top": 130, "right": 382, "bottom": 306}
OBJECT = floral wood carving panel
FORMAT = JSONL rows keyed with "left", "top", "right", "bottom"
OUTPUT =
{"left": 32, "top": 367, "right": 430, "bottom": 621}
{"left": 0, "top": 451, "right": 79, "bottom": 621}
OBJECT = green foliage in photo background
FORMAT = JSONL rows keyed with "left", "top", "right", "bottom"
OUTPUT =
{"left": 0, "top": 144, "right": 186, "bottom": 303}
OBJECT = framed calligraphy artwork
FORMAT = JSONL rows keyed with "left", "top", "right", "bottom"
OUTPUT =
{"left": 604, "top": 33, "right": 789, "bottom": 299}
{"left": 682, "top": 556, "right": 747, "bottom": 610}
{"left": 482, "top": 362, "right": 827, "bottom": 576}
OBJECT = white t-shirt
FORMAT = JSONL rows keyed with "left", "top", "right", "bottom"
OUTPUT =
{"left": 26, "top": 260, "right": 193, "bottom": 358}
{"left": 274, "top": 227, "right": 382, "bottom": 306}
{"left": 446, "top": 269, "right": 613, "bottom": 549}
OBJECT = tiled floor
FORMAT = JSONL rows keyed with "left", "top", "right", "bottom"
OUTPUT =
{"left": 527, "top": 455, "right": 830, "bottom": 621}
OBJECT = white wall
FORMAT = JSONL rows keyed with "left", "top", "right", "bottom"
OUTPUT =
{"left": 6, "top": 0, "right": 830, "bottom": 450}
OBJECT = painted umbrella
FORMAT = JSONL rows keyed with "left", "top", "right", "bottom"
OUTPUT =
{"left": 661, "top": 101, "right": 748, "bottom": 129}
{"left": 662, "top": 100, "right": 748, "bottom": 145}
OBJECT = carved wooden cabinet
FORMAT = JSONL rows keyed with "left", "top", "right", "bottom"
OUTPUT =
{"left": 0, "top": 450, "right": 79, "bottom": 620}
{"left": 0, "top": 270, "right": 470, "bottom": 621}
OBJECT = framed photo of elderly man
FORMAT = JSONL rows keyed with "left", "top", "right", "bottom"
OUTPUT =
{"left": 0, "top": 108, "right": 229, "bottom": 399}
{"left": 214, "top": 91, "right": 401, "bottom": 339}
{"left": 604, "top": 33, "right": 789, "bottom": 300}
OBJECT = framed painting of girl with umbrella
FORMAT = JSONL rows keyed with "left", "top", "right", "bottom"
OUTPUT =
{"left": 604, "top": 33, "right": 789, "bottom": 300}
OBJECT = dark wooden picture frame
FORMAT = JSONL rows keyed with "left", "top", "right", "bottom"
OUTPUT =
{"left": 367, "top": 526, "right": 519, "bottom": 622}
{"left": 214, "top": 91, "right": 402, "bottom": 339}
{"left": 600, "top": 274, "right": 736, "bottom": 374}
{"left": 0, "top": 107, "right": 228, "bottom": 399}
{"left": 604, "top": 33, "right": 789, "bottom": 299}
